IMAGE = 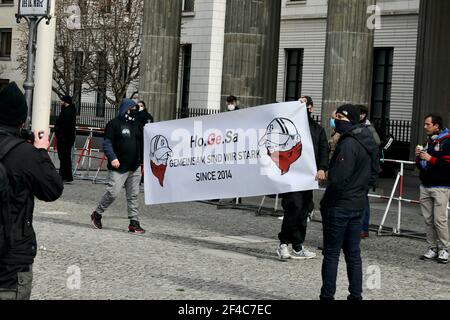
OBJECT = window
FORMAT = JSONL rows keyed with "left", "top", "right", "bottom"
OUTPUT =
{"left": 125, "top": 0, "right": 132, "bottom": 12}
{"left": 78, "top": 0, "right": 88, "bottom": 15}
{"left": 0, "top": 0, "right": 14, "bottom": 4}
{"left": 180, "top": 44, "right": 192, "bottom": 118}
{"left": 284, "top": 49, "right": 304, "bottom": 102}
{"left": 183, "top": 0, "right": 195, "bottom": 12}
{"left": 371, "top": 48, "right": 393, "bottom": 139}
{"left": 0, "top": 29, "right": 12, "bottom": 59}
{"left": 102, "top": 0, "right": 111, "bottom": 14}
{"left": 0, "top": 79, "right": 9, "bottom": 92}
{"left": 371, "top": 48, "right": 393, "bottom": 120}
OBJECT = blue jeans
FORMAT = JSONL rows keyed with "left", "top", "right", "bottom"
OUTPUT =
{"left": 320, "top": 207, "right": 363, "bottom": 300}
{"left": 362, "top": 196, "right": 370, "bottom": 232}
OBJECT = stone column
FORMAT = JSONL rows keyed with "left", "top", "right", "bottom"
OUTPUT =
{"left": 321, "top": 0, "right": 375, "bottom": 131}
{"left": 411, "top": 0, "right": 450, "bottom": 153}
{"left": 220, "top": 0, "right": 281, "bottom": 110}
{"left": 138, "top": 0, "right": 182, "bottom": 121}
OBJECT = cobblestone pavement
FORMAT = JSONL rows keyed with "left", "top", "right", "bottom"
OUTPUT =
{"left": 30, "top": 176, "right": 450, "bottom": 300}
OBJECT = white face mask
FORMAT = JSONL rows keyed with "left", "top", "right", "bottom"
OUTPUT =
{"left": 227, "top": 104, "right": 236, "bottom": 111}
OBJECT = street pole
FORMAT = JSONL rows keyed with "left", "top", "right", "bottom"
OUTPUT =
{"left": 23, "top": 17, "right": 38, "bottom": 129}
{"left": 16, "top": 0, "right": 52, "bottom": 129}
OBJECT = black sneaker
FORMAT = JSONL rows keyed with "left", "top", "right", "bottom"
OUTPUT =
{"left": 128, "top": 220, "right": 145, "bottom": 234}
{"left": 91, "top": 212, "right": 102, "bottom": 229}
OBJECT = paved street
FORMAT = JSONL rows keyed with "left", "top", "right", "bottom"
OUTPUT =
{"left": 30, "top": 167, "right": 450, "bottom": 300}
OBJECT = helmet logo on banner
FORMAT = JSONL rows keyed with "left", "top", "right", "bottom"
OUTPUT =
{"left": 150, "top": 135, "right": 173, "bottom": 187}
{"left": 259, "top": 118, "right": 302, "bottom": 175}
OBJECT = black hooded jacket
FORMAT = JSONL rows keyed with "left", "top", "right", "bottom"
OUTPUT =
{"left": 54, "top": 104, "right": 77, "bottom": 144}
{"left": 308, "top": 116, "right": 329, "bottom": 171}
{"left": 320, "top": 125, "right": 380, "bottom": 211}
{"left": 0, "top": 132, "right": 63, "bottom": 289}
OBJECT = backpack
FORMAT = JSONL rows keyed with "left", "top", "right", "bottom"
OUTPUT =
{"left": 0, "top": 136, "right": 24, "bottom": 257}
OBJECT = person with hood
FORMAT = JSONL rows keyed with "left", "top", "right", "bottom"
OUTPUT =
{"left": 319, "top": 104, "right": 380, "bottom": 301}
{"left": 90, "top": 99, "right": 145, "bottom": 234}
{"left": 54, "top": 95, "right": 77, "bottom": 183}
{"left": 0, "top": 82, "right": 63, "bottom": 300}
{"left": 416, "top": 114, "right": 450, "bottom": 264}
{"left": 276, "top": 96, "right": 329, "bottom": 260}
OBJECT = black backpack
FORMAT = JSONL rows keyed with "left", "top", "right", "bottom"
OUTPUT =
{"left": 0, "top": 136, "right": 24, "bottom": 257}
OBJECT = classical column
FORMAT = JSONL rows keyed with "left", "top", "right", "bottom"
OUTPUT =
{"left": 138, "top": 0, "right": 182, "bottom": 121}
{"left": 411, "top": 0, "right": 450, "bottom": 153}
{"left": 220, "top": 0, "right": 281, "bottom": 110}
{"left": 321, "top": 0, "right": 375, "bottom": 131}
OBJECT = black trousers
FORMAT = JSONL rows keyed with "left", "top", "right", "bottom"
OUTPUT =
{"left": 278, "top": 190, "right": 314, "bottom": 251}
{"left": 57, "top": 139, "right": 74, "bottom": 181}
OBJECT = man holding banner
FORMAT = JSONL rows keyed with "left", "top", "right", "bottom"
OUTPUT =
{"left": 275, "top": 96, "right": 329, "bottom": 260}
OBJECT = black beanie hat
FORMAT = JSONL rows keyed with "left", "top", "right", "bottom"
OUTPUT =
{"left": 60, "top": 95, "right": 73, "bottom": 105}
{"left": 336, "top": 104, "right": 360, "bottom": 125}
{"left": 0, "top": 82, "right": 28, "bottom": 127}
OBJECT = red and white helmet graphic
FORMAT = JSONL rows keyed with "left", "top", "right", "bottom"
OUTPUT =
{"left": 259, "top": 118, "right": 302, "bottom": 175}
{"left": 150, "top": 135, "right": 173, "bottom": 187}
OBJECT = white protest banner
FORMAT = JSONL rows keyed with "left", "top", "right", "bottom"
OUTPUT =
{"left": 144, "top": 102, "right": 318, "bottom": 205}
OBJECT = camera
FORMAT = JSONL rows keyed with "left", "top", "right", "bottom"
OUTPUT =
{"left": 20, "top": 128, "right": 35, "bottom": 143}
{"left": 19, "top": 129, "right": 44, "bottom": 143}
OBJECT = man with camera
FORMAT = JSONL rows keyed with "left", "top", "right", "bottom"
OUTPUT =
{"left": 0, "top": 82, "right": 63, "bottom": 300}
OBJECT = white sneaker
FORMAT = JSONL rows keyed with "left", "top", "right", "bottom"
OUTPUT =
{"left": 276, "top": 244, "right": 291, "bottom": 260}
{"left": 421, "top": 248, "right": 438, "bottom": 260}
{"left": 438, "top": 250, "right": 449, "bottom": 264}
{"left": 291, "top": 246, "right": 317, "bottom": 260}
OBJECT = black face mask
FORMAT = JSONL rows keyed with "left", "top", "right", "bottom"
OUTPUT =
{"left": 335, "top": 120, "right": 354, "bottom": 134}
{"left": 125, "top": 109, "right": 138, "bottom": 122}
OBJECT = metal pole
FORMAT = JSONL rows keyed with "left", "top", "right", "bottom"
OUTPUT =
{"left": 24, "top": 17, "right": 38, "bottom": 128}
{"left": 396, "top": 162, "right": 404, "bottom": 235}
{"left": 378, "top": 172, "right": 401, "bottom": 235}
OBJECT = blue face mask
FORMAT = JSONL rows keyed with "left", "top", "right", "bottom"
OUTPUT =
{"left": 329, "top": 118, "right": 336, "bottom": 129}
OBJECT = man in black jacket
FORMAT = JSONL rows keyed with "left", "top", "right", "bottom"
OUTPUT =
{"left": 54, "top": 95, "right": 76, "bottom": 183}
{"left": 276, "top": 96, "right": 329, "bottom": 260}
{"left": 90, "top": 98, "right": 145, "bottom": 234}
{"left": 0, "top": 82, "right": 63, "bottom": 300}
{"left": 319, "top": 104, "right": 379, "bottom": 301}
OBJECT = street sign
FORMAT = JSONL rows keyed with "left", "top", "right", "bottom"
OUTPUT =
{"left": 18, "top": 0, "right": 51, "bottom": 17}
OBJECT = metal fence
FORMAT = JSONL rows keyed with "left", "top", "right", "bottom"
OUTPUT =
{"left": 50, "top": 102, "right": 221, "bottom": 128}
{"left": 372, "top": 118, "right": 412, "bottom": 143}
{"left": 311, "top": 116, "right": 411, "bottom": 143}
{"left": 176, "top": 107, "right": 220, "bottom": 119}
{"left": 49, "top": 103, "right": 412, "bottom": 143}
{"left": 50, "top": 101, "right": 118, "bottom": 128}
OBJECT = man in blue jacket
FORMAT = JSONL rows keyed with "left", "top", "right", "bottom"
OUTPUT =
{"left": 91, "top": 99, "right": 145, "bottom": 234}
{"left": 319, "top": 104, "right": 380, "bottom": 300}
